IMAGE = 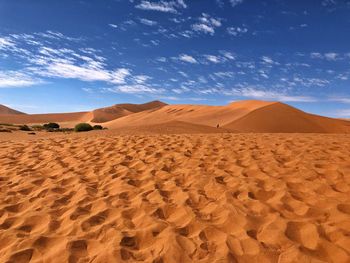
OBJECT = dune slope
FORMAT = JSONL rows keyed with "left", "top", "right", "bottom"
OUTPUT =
{"left": 0, "top": 104, "right": 26, "bottom": 115}
{"left": 105, "top": 100, "right": 274, "bottom": 130}
{"left": 224, "top": 102, "right": 350, "bottom": 133}
{"left": 91, "top": 100, "right": 167, "bottom": 123}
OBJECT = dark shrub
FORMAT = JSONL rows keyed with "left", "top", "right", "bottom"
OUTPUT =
{"left": 43, "top": 123, "right": 60, "bottom": 129}
{"left": 74, "top": 123, "right": 93, "bottom": 132}
{"left": 93, "top": 125, "right": 103, "bottom": 130}
{"left": 19, "top": 125, "right": 31, "bottom": 131}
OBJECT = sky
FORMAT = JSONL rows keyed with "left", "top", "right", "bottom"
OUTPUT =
{"left": 0, "top": 0, "right": 350, "bottom": 117}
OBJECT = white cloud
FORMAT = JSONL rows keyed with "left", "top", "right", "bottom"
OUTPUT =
{"left": 261, "top": 56, "right": 275, "bottom": 64}
{"left": 133, "top": 74, "right": 151, "bottom": 84}
{"left": 322, "top": 0, "right": 337, "bottom": 7}
{"left": 109, "top": 24, "right": 118, "bottom": 28}
{"left": 110, "top": 68, "right": 131, "bottom": 84}
{"left": 108, "top": 84, "right": 164, "bottom": 94}
{"left": 329, "top": 97, "right": 350, "bottom": 104}
{"left": 324, "top": 52, "right": 339, "bottom": 61}
{"left": 310, "top": 52, "right": 340, "bottom": 61}
{"left": 135, "top": 0, "right": 186, "bottom": 13}
{"left": 220, "top": 51, "right": 236, "bottom": 60}
{"left": 334, "top": 109, "right": 350, "bottom": 117}
{"left": 230, "top": 0, "right": 244, "bottom": 7}
{"left": 192, "top": 24, "right": 215, "bottom": 34}
{"left": 139, "top": 18, "right": 158, "bottom": 26}
{"left": 192, "top": 13, "right": 222, "bottom": 35}
{"left": 0, "top": 37, "right": 15, "bottom": 49}
{"left": 228, "top": 87, "right": 316, "bottom": 102}
{"left": 227, "top": 26, "right": 248, "bottom": 36}
{"left": 204, "top": 55, "right": 222, "bottom": 63}
{"left": 178, "top": 54, "right": 198, "bottom": 63}
{"left": 0, "top": 71, "right": 42, "bottom": 88}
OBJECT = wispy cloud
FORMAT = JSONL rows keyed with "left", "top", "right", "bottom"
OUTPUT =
{"left": 310, "top": 52, "right": 340, "bottom": 61}
{"left": 139, "top": 18, "right": 158, "bottom": 26}
{"left": 230, "top": 0, "right": 244, "bottom": 7}
{"left": 108, "top": 24, "right": 118, "bottom": 28}
{"left": 0, "top": 71, "right": 43, "bottom": 88}
{"left": 135, "top": 0, "right": 187, "bottom": 13}
{"left": 192, "top": 13, "right": 222, "bottom": 35}
{"left": 335, "top": 109, "right": 350, "bottom": 117}
{"left": 329, "top": 97, "right": 350, "bottom": 104}
{"left": 177, "top": 54, "right": 198, "bottom": 63}
{"left": 227, "top": 26, "right": 248, "bottom": 36}
{"left": 106, "top": 84, "right": 164, "bottom": 94}
{"left": 226, "top": 86, "right": 317, "bottom": 102}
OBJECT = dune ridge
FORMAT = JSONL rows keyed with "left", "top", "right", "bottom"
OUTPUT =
{"left": 91, "top": 100, "right": 167, "bottom": 123}
{"left": 0, "top": 133, "right": 349, "bottom": 262}
{"left": 0, "top": 104, "right": 26, "bottom": 115}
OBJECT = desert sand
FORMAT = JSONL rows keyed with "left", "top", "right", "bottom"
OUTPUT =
{"left": 0, "top": 132, "right": 350, "bottom": 263}
{"left": 0, "top": 100, "right": 350, "bottom": 262}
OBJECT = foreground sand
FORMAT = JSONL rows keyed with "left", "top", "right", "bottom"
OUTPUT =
{"left": 0, "top": 133, "right": 350, "bottom": 262}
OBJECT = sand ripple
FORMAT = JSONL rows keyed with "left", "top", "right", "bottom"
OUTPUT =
{"left": 0, "top": 134, "right": 350, "bottom": 262}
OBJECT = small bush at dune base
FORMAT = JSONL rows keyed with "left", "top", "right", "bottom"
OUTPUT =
{"left": 43, "top": 122, "right": 60, "bottom": 129}
{"left": 93, "top": 125, "right": 103, "bottom": 130}
{"left": 74, "top": 123, "right": 93, "bottom": 132}
{"left": 19, "top": 125, "right": 31, "bottom": 131}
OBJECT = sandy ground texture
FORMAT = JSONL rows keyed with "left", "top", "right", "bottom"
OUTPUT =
{"left": 0, "top": 133, "right": 350, "bottom": 263}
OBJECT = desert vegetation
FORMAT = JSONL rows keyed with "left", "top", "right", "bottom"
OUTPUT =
{"left": 74, "top": 123, "right": 93, "bottom": 132}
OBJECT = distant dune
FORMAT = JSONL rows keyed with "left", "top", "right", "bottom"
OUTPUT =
{"left": 223, "top": 102, "right": 350, "bottom": 133}
{"left": 0, "top": 112, "right": 90, "bottom": 126}
{"left": 0, "top": 100, "right": 166, "bottom": 126}
{"left": 0, "top": 104, "right": 26, "bottom": 115}
{"left": 0, "top": 100, "right": 349, "bottom": 133}
{"left": 91, "top": 100, "right": 167, "bottom": 123}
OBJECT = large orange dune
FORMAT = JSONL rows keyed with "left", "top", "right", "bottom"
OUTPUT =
{"left": 105, "top": 100, "right": 350, "bottom": 134}
{"left": 223, "top": 102, "right": 350, "bottom": 133}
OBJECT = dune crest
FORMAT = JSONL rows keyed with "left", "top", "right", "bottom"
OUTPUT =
{"left": 91, "top": 100, "right": 167, "bottom": 123}
{"left": 0, "top": 104, "right": 26, "bottom": 115}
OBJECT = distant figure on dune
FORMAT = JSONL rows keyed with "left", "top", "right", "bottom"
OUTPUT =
{"left": 217, "top": 124, "right": 220, "bottom": 128}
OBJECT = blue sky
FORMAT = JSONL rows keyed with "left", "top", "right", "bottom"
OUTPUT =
{"left": 0, "top": 0, "right": 350, "bottom": 116}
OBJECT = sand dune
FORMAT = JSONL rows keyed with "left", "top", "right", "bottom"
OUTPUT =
{"left": 0, "top": 133, "right": 349, "bottom": 262}
{"left": 0, "top": 104, "right": 25, "bottom": 115}
{"left": 105, "top": 100, "right": 274, "bottom": 129}
{"left": 0, "top": 112, "right": 90, "bottom": 126}
{"left": 0, "top": 101, "right": 167, "bottom": 126}
{"left": 91, "top": 100, "right": 167, "bottom": 123}
{"left": 105, "top": 100, "right": 350, "bottom": 134}
{"left": 224, "top": 102, "right": 350, "bottom": 133}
